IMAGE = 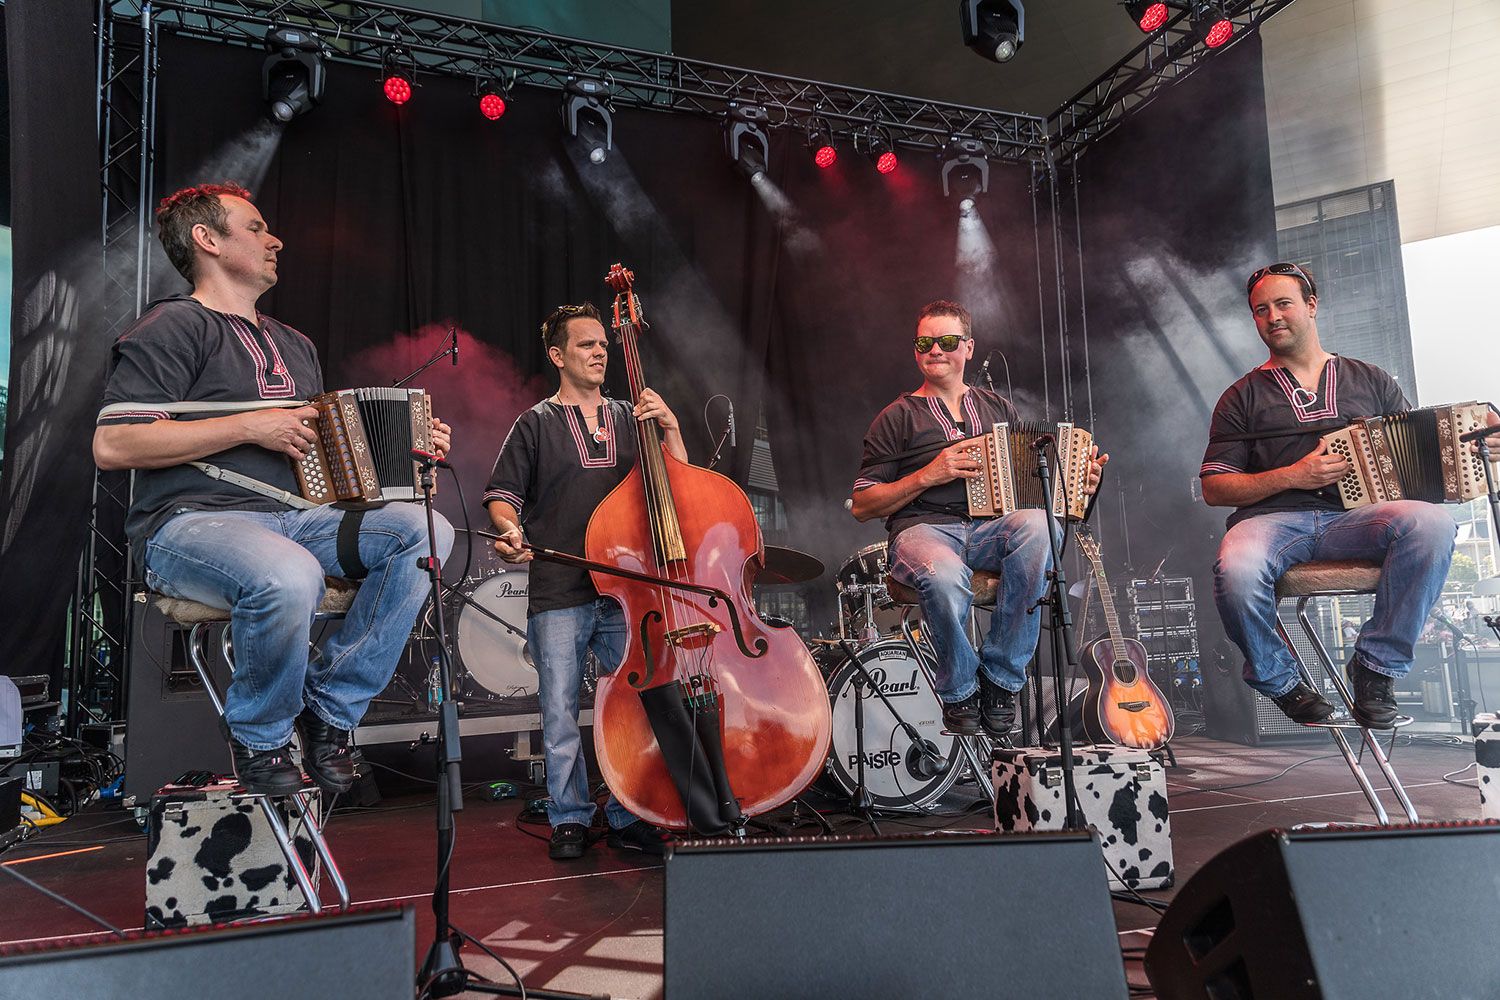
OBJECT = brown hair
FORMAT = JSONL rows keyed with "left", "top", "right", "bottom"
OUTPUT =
{"left": 155, "top": 183, "right": 254, "bottom": 283}
{"left": 540, "top": 302, "right": 603, "bottom": 356}
{"left": 916, "top": 299, "right": 972, "bottom": 338}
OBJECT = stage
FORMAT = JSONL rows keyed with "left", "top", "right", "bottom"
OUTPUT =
{"left": 1, "top": 734, "right": 1482, "bottom": 998}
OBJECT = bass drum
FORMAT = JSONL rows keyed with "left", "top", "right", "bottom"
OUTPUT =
{"left": 820, "top": 639, "right": 964, "bottom": 811}
{"left": 454, "top": 568, "right": 536, "bottom": 699}
{"left": 453, "top": 566, "right": 599, "bottom": 704}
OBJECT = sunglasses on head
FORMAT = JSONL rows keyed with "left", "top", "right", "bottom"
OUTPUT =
{"left": 915, "top": 334, "right": 968, "bottom": 353}
{"left": 1246, "top": 262, "right": 1316, "bottom": 298}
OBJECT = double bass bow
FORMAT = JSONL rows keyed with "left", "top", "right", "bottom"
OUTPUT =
{"left": 576, "top": 263, "right": 832, "bottom": 833}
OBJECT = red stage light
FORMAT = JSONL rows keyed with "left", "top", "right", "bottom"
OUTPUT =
{"left": 1203, "top": 18, "right": 1233, "bottom": 47}
{"left": 479, "top": 92, "right": 506, "bottom": 120}
{"left": 814, "top": 145, "right": 837, "bottom": 169}
{"left": 383, "top": 73, "right": 412, "bottom": 105}
{"left": 876, "top": 150, "right": 898, "bottom": 175}
{"left": 1138, "top": 3, "right": 1168, "bottom": 31}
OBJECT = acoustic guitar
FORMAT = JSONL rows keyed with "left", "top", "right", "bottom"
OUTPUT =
{"left": 1076, "top": 530, "right": 1174, "bottom": 750}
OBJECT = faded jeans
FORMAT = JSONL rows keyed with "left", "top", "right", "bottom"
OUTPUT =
{"left": 144, "top": 503, "right": 453, "bottom": 749}
{"left": 1213, "top": 502, "right": 1455, "bottom": 698}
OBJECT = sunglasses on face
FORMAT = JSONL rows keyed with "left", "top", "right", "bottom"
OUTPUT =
{"left": 915, "top": 335, "right": 968, "bottom": 353}
{"left": 1246, "top": 262, "right": 1317, "bottom": 298}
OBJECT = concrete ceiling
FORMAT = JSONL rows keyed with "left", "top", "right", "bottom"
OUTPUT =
{"left": 672, "top": 0, "right": 1500, "bottom": 243}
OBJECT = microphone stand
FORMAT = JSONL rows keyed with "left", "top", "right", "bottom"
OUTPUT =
{"left": 1459, "top": 419, "right": 1500, "bottom": 641}
{"left": 1032, "top": 437, "right": 1083, "bottom": 831}
{"left": 396, "top": 326, "right": 459, "bottom": 388}
{"left": 412, "top": 452, "right": 602, "bottom": 1000}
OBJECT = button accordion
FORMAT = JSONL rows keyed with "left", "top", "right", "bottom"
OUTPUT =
{"left": 964, "top": 421, "right": 1094, "bottom": 521}
{"left": 1320, "top": 401, "right": 1496, "bottom": 508}
{"left": 293, "top": 388, "right": 434, "bottom": 504}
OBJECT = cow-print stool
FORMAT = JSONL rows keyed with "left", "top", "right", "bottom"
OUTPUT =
{"left": 1275, "top": 559, "right": 1418, "bottom": 825}
{"left": 151, "top": 578, "right": 357, "bottom": 913}
{"left": 884, "top": 569, "right": 1003, "bottom": 811}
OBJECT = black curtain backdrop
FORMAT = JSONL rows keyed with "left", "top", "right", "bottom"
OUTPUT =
{"left": 138, "top": 36, "right": 1048, "bottom": 619}
{"left": 0, "top": 0, "right": 104, "bottom": 682}
{"left": 1074, "top": 37, "right": 1278, "bottom": 736}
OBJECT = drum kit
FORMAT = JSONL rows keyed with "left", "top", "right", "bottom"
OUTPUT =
{"left": 427, "top": 531, "right": 984, "bottom": 813}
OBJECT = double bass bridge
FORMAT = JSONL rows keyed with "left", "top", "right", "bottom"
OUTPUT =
{"left": 663, "top": 622, "right": 721, "bottom": 649}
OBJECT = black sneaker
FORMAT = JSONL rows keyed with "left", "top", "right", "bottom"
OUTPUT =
{"left": 978, "top": 674, "right": 1017, "bottom": 738}
{"left": 548, "top": 822, "right": 590, "bottom": 861}
{"left": 1270, "top": 682, "right": 1337, "bottom": 725}
{"left": 607, "top": 820, "right": 672, "bottom": 857}
{"left": 1347, "top": 657, "right": 1399, "bottom": 729}
{"left": 294, "top": 708, "right": 356, "bottom": 794}
{"left": 941, "top": 693, "right": 983, "bottom": 735}
{"left": 229, "top": 739, "right": 304, "bottom": 796}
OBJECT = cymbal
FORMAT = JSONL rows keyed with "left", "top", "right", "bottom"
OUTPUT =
{"left": 756, "top": 545, "right": 825, "bottom": 586}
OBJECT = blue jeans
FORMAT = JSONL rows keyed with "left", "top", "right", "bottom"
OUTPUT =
{"left": 144, "top": 503, "right": 454, "bottom": 750}
{"left": 528, "top": 598, "right": 636, "bottom": 830}
{"left": 888, "top": 511, "right": 1052, "bottom": 702}
{"left": 1213, "top": 502, "right": 1455, "bottom": 698}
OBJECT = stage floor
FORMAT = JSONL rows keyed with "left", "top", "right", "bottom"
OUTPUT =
{"left": 1, "top": 733, "right": 1483, "bottom": 998}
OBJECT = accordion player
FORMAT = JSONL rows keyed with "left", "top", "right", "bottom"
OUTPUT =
{"left": 963, "top": 421, "right": 1094, "bottom": 521}
{"left": 1320, "top": 401, "right": 1498, "bottom": 509}
{"left": 293, "top": 387, "right": 434, "bottom": 504}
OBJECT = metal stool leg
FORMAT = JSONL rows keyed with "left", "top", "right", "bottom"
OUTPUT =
{"left": 185, "top": 620, "right": 350, "bottom": 911}
{"left": 1294, "top": 599, "right": 1419, "bottom": 824}
{"left": 1273, "top": 614, "right": 1390, "bottom": 825}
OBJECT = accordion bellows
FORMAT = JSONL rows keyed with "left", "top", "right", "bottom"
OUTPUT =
{"left": 294, "top": 387, "right": 433, "bottom": 503}
{"left": 965, "top": 421, "right": 1093, "bottom": 521}
{"left": 1321, "top": 401, "right": 1495, "bottom": 508}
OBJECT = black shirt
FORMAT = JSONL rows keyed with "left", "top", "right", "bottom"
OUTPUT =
{"left": 96, "top": 295, "right": 324, "bottom": 543}
{"left": 854, "top": 387, "right": 1021, "bottom": 540}
{"left": 1200, "top": 355, "right": 1408, "bottom": 529}
{"left": 484, "top": 397, "right": 640, "bottom": 615}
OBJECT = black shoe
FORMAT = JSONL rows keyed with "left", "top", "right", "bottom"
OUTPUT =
{"left": 294, "top": 707, "right": 356, "bottom": 794}
{"left": 607, "top": 820, "right": 672, "bottom": 857}
{"left": 978, "top": 674, "right": 1017, "bottom": 738}
{"left": 1347, "top": 657, "right": 1399, "bottom": 729}
{"left": 549, "top": 822, "right": 590, "bottom": 861}
{"left": 229, "top": 739, "right": 305, "bottom": 796}
{"left": 941, "top": 693, "right": 983, "bottom": 735}
{"left": 1270, "top": 683, "right": 1337, "bottom": 725}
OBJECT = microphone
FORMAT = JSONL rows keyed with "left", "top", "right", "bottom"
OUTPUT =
{"left": 843, "top": 498, "right": 854, "bottom": 511}
{"left": 726, "top": 400, "right": 737, "bottom": 448}
{"left": 1459, "top": 422, "right": 1500, "bottom": 443}
{"left": 410, "top": 447, "right": 452, "bottom": 469}
{"left": 450, "top": 326, "right": 459, "bottom": 367}
{"left": 980, "top": 355, "right": 993, "bottom": 391}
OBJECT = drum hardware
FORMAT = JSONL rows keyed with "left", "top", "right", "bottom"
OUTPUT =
{"left": 836, "top": 541, "right": 900, "bottom": 641}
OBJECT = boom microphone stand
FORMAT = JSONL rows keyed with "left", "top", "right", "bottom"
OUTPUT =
{"left": 410, "top": 450, "right": 602, "bottom": 1000}
{"left": 1032, "top": 437, "right": 1083, "bottom": 831}
{"left": 1460, "top": 419, "right": 1500, "bottom": 642}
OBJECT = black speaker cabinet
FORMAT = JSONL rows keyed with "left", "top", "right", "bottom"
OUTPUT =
{"left": 1146, "top": 822, "right": 1500, "bottom": 999}
{"left": 664, "top": 830, "right": 1129, "bottom": 999}
{"left": 0, "top": 904, "right": 414, "bottom": 999}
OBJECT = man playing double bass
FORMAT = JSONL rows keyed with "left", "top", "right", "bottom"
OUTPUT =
{"left": 851, "top": 300, "right": 1106, "bottom": 737}
{"left": 484, "top": 303, "right": 682, "bottom": 860}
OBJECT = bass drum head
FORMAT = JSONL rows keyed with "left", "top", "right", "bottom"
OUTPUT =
{"left": 454, "top": 568, "right": 536, "bottom": 699}
{"left": 823, "top": 639, "right": 962, "bottom": 810}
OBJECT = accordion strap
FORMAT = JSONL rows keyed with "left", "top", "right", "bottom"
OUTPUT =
{"left": 187, "top": 461, "right": 317, "bottom": 510}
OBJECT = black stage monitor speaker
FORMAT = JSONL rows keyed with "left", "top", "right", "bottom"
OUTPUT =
{"left": 0, "top": 903, "right": 414, "bottom": 999}
{"left": 1145, "top": 822, "right": 1500, "bottom": 999}
{"left": 664, "top": 830, "right": 1129, "bottom": 999}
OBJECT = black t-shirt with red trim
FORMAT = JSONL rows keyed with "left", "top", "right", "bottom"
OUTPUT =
{"left": 484, "top": 398, "right": 640, "bottom": 614}
{"left": 853, "top": 387, "right": 1020, "bottom": 541}
{"left": 1200, "top": 355, "right": 1408, "bottom": 529}
{"left": 96, "top": 295, "right": 324, "bottom": 543}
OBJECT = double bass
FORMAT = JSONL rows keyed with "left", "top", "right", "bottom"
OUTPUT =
{"left": 584, "top": 264, "right": 832, "bottom": 832}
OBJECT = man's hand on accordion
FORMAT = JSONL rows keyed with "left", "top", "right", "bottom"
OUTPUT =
{"left": 1084, "top": 446, "right": 1109, "bottom": 496}
{"left": 243, "top": 405, "right": 320, "bottom": 460}
{"left": 430, "top": 416, "right": 452, "bottom": 459}
{"left": 919, "top": 441, "right": 984, "bottom": 488}
{"left": 1287, "top": 440, "right": 1351, "bottom": 489}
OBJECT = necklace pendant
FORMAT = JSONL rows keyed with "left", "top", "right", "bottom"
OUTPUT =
{"left": 592, "top": 425, "right": 608, "bottom": 444}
